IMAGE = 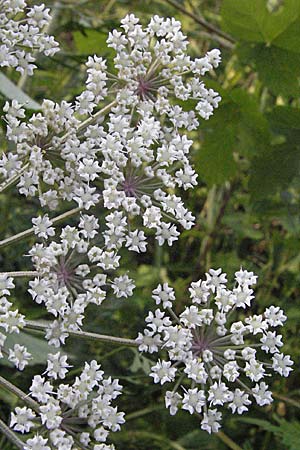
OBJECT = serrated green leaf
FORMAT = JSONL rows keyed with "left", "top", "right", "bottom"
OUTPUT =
{"left": 253, "top": 45, "right": 300, "bottom": 96}
{"left": 0, "top": 72, "right": 40, "bottom": 109}
{"left": 221, "top": 0, "right": 268, "bottom": 43}
{"left": 249, "top": 143, "right": 300, "bottom": 199}
{"left": 196, "top": 88, "right": 270, "bottom": 186}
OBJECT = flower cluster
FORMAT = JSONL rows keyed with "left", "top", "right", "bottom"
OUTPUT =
{"left": 136, "top": 269, "right": 293, "bottom": 433}
{"left": 0, "top": 0, "right": 59, "bottom": 75}
{"left": 28, "top": 214, "right": 135, "bottom": 347}
{"left": 0, "top": 14, "right": 221, "bottom": 248}
{"left": 0, "top": 274, "right": 32, "bottom": 370}
{"left": 10, "top": 359, "right": 124, "bottom": 450}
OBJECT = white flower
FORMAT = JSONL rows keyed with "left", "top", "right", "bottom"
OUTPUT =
{"left": 182, "top": 388, "right": 205, "bottom": 414}
{"left": 272, "top": 353, "right": 293, "bottom": 377}
{"left": 264, "top": 305, "right": 287, "bottom": 327}
{"left": 32, "top": 214, "right": 55, "bottom": 239}
{"left": 150, "top": 360, "right": 176, "bottom": 384}
{"left": 165, "top": 391, "right": 182, "bottom": 415}
{"left": 228, "top": 389, "right": 251, "bottom": 414}
{"left": 12, "top": 360, "right": 125, "bottom": 445}
{"left": 0, "top": 274, "right": 15, "bottom": 296}
{"left": 0, "top": 1, "right": 59, "bottom": 75}
{"left": 111, "top": 274, "right": 135, "bottom": 298}
{"left": 205, "top": 268, "right": 227, "bottom": 293}
{"left": 252, "top": 382, "right": 273, "bottom": 406}
{"left": 45, "top": 352, "right": 71, "bottom": 379}
{"left": 10, "top": 406, "right": 36, "bottom": 433}
{"left": 25, "top": 434, "right": 51, "bottom": 450}
{"left": 8, "top": 344, "right": 32, "bottom": 370}
{"left": 201, "top": 409, "right": 222, "bottom": 434}
{"left": 152, "top": 283, "right": 175, "bottom": 309}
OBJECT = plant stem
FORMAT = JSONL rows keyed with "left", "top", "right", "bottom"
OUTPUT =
{"left": 25, "top": 320, "right": 139, "bottom": 347}
{"left": 0, "top": 206, "right": 81, "bottom": 249}
{"left": 0, "top": 162, "right": 29, "bottom": 194}
{"left": 0, "top": 418, "right": 25, "bottom": 450}
{"left": 0, "top": 98, "right": 116, "bottom": 194}
{"left": 0, "top": 271, "right": 38, "bottom": 277}
{"left": 216, "top": 430, "right": 243, "bottom": 450}
{"left": 163, "top": 0, "right": 235, "bottom": 47}
{"left": 273, "top": 392, "right": 300, "bottom": 409}
{"left": 57, "top": 100, "right": 117, "bottom": 146}
{"left": 0, "top": 375, "right": 40, "bottom": 412}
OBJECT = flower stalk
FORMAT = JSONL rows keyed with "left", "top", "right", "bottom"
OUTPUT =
{"left": 0, "top": 375, "right": 40, "bottom": 412}
{"left": 0, "top": 207, "right": 81, "bottom": 249}
{"left": 25, "top": 320, "right": 139, "bottom": 347}
{"left": 0, "top": 418, "right": 25, "bottom": 450}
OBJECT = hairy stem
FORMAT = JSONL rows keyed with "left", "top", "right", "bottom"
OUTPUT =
{"left": 0, "top": 162, "right": 29, "bottom": 194}
{"left": 25, "top": 320, "right": 139, "bottom": 347}
{"left": 0, "top": 206, "right": 81, "bottom": 249}
{"left": 0, "top": 418, "right": 25, "bottom": 450}
{"left": 0, "top": 375, "right": 40, "bottom": 412}
{"left": 57, "top": 100, "right": 117, "bottom": 146}
{"left": 0, "top": 271, "right": 38, "bottom": 277}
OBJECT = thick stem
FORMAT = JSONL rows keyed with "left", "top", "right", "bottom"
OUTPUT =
{"left": 0, "top": 418, "right": 25, "bottom": 450}
{"left": 25, "top": 320, "right": 139, "bottom": 347}
{"left": 0, "top": 207, "right": 81, "bottom": 249}
{"left": 0, "top": 375, "right": 40, "bottom": 412}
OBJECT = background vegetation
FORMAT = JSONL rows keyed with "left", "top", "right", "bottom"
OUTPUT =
{"left": 0, "top": 0, "right": 299, "bottom": 449}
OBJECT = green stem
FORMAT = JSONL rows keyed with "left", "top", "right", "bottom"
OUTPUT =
{"left": 273, "top": 392, "right": 300, "bottom": 409}
{"left": 216, "top": 430, "right": 243, "bottom": 450}
{"left": 0, "top": 206, "right": 81, "bottom": 249}
{"left": 0, "top": 162, "right": 29, "bottom": 194}
{"left": 126, "top": 405, "right": 164, "bottom": 421}
{"left": 57, "top": 100, "right": 117, "bottom": 146}
{"left": 25, "top": 320, "right": 139, "bottom": 347}
{"left": 0, "top": 418, "right": 25, "bottom": 450}
{"left": 0, "top": 375, "right": 40, "bottom": 412}
{"left": 0, "top": 271, "right": 38, "bottom": 277}
{"left": 163, "top": 0, "right": 235, "bottom": 47}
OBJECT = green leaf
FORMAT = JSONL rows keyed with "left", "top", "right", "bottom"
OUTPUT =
{"left": 221, "top": 0, "right": 300, "bottom": 48}
{"left": 267, "top": 106, "right": 300, "bottom": 143}
{"left": 221, "top": 0, "right": 268, "bottom": 43}
{"left": 3, "top": 331, "right": 59, "bottom": 366}
{"left": 252, "top": 45, "right": 300, "bottom": 96}
{"left": 197, "top": 123, "right": 236, "bottom": 186}
{"left": 249, "top": 143, "right": 300, "bottom": 199}
{"left": 236, "top": 418, "right": 300, "bottom": 450}
{"left": 237, "top": 42, "right": 300, "bottom": 96}
{"left": 0, "top": 72, "right": 40, "bottom": 110}
{"left": 73, "top": 29, "right": 112, "bottom": 55}
{"left": 196, "top": 88, "right": 270, "bottom": 186}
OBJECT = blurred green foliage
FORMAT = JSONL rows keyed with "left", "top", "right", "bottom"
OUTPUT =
{"left": 0, "top": 0, "right": 300, "bottom": 449}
